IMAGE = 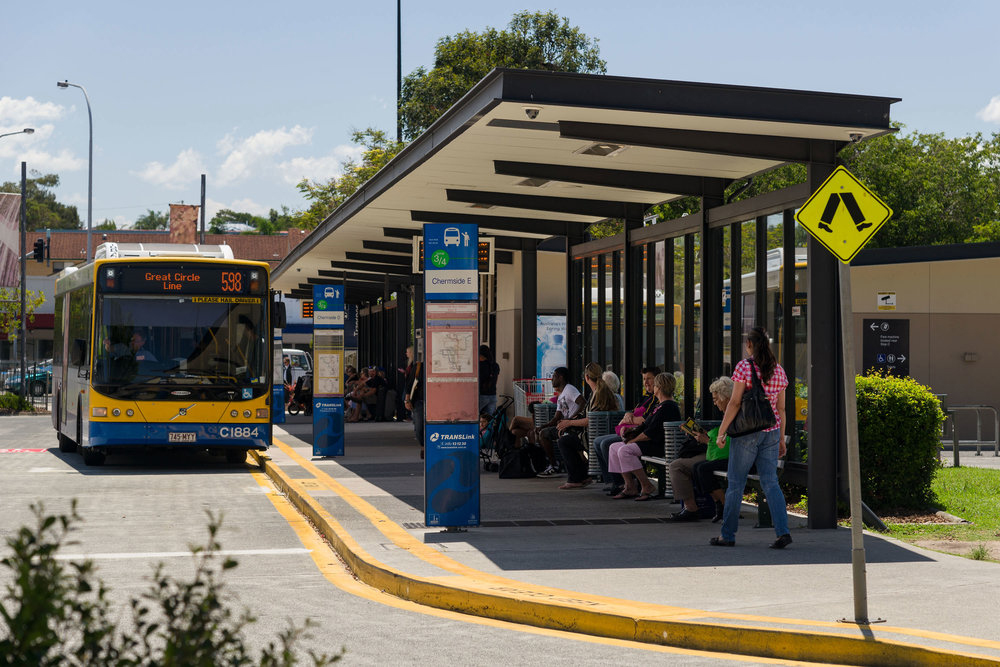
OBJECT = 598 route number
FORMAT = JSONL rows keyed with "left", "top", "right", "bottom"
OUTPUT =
{"left": 220, "top": 426, "right": 260, "bottom": 439}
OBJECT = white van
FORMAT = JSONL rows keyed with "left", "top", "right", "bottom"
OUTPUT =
{"left": 282, "top": 348, "right": 313, "bottom": 384}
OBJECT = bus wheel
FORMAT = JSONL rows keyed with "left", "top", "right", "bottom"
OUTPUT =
{"left": 225, "top": 449, "right": 248, "bottom": 464}
{"left": 82, "top": 448, "right": 106, "bottom": 467}
{"left": 30, "top": 380, "right": 45, "bottom": 397}
{"left": 58, "top": 433, "right": 75, "bottom": 453}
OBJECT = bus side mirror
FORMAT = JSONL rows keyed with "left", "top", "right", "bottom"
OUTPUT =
{"left": 71, "top": 338, "right": 88, "bottom": 366}
{"left": 271, "top": 301, "right": 287, "bottom": 329}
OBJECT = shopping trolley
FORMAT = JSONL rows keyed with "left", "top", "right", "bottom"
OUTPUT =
{"left": 512, "top": 378, "right": 554, "bottom": 418}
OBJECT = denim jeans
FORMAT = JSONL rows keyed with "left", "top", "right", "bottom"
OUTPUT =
{"left": 720, "top": 429, "right": 789, "bottom": 542}
{"left": 594, "top": 433, "right": 622, "bottom": 484}
{"left": 479, "top": 394, "right": 497, "bottom": 416}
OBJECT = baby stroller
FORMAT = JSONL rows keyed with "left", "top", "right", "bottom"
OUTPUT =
{"left": 479, "top": 394, "right": 513, "bottom": 472}
{"left": 286, "top": 374, "right": 313, "bottom": 415}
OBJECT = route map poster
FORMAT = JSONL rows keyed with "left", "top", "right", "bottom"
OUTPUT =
{"left": 424, "top": 302, "right": 479, "bottom": 423}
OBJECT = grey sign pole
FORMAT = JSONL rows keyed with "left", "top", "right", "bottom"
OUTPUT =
{"left": 19, "top": 162, "right": 27, "bottom": 401}
{"left": 838, "top": 260, "right": 874, "bottom": 624}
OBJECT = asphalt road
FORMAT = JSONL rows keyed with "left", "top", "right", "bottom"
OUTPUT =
{"left": 0, "top": 415, "right": 790, "bottom": 666}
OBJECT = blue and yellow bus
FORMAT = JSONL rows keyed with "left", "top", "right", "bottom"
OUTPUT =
{"left": 52, "top": 243, "right": 284, "bottom": 466}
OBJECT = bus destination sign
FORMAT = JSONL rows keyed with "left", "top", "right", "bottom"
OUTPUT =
{"left": 100, "top": 264, "right": 263, "bottom": 296}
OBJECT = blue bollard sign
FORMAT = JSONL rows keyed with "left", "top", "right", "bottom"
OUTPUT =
{"left": 313, "top": 284, "right": 345, "bottom": 457}
{"left": 424, "top": 422, "right": 480, "bottom": 527}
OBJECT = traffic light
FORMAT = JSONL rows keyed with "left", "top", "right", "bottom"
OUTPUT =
{"left": 32, "top": 238, "right": 45, "bottom": 262}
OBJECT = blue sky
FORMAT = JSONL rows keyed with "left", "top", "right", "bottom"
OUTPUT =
{"left": 2, "top": 1, "right": 999, "bottom": 228}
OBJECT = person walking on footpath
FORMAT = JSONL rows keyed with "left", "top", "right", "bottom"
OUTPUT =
{"left": 711, "top": 327, "right": 792, "bottom": 549}
{"left": 403, "top": 345, "right": 425, "bottom": 459}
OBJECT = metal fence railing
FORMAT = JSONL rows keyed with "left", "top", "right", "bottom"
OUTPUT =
{"left": 941, "top": 404, "right": 999, "bottom": 458}
{"left": 1, "top": 358, "right": 52, "bottom": 411}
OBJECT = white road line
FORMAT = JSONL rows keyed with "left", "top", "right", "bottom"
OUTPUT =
{"left": 55, "top": 547, "right": 311, "bottom": 561}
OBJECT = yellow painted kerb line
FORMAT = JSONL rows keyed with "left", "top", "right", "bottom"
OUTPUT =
{"left": 250, "top": 442, "right": 1000, "bottom": 667}
{"left": 246, "top": 468, "right": 818, "bottom": 666}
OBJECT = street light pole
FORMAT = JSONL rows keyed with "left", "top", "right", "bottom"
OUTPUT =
{"left": 57, "top": 80, "right": 93, "bottom": 260}
{"left": 0, "top": 128, "right": 35, "bottom": 141}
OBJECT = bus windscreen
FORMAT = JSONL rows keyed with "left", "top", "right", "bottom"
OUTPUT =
{"left": 92, "top": 294, "right": 267, "bottom": 401}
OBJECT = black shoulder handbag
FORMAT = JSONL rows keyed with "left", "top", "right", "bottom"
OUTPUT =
{"left": 728, "top": 360, "right": 776, "bottom": 437}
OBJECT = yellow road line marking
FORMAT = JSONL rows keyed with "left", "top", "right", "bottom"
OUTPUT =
{"left": 247, "top": 468, "right": 827, "bottom": 665}
{"left": 259, "top": 440, "right": 1000, "bottom": 665}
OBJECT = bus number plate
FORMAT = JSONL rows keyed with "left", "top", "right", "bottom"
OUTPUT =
{"left": 168, "top": 432, "right": 196, "bottom": 443}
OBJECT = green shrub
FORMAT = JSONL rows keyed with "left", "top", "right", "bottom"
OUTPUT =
{"left": 0, "top": 392, "right": 30, "bottom": 412}
{"left": 0, "top": 502, "right": 341, "bottom": 666}
{"left": 856, "top": 372, "right": 944, "bottom": 510}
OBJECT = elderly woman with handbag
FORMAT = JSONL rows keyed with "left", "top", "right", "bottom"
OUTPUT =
{"left": 711, "top": 327, "right": 792, "bottom": 549}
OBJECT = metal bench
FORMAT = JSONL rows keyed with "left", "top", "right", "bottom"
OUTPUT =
{"left": 586, "top": 410, "right": 625, "bottom": 478}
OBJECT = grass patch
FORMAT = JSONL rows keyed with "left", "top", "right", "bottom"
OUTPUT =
{"left": 885, "top": 466, "right": 1000, "bottom": 544}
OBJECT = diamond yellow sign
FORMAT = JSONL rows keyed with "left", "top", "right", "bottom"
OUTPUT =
{"left": 795, "top": 166, "right": 893, "bottom": 263}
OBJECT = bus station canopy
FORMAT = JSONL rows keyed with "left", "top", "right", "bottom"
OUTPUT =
{"left": 271, "top": 68, "right": 898, "bottom": 300}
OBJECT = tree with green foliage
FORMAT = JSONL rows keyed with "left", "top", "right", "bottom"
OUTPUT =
{"left": 293, "top": 129, "right": 406, "bottom": 230}
{"left": 132, "top": 209, "right": 169, "bottom": 231}
{"left": 95, "top": 218, "right": 116, "bottom": 231}
{"left": 399, "top": 10, "right": 606, "bottom": 141}
{"left": 842, "top": 129, "right": 1000, "bottom": 247}
{"left": 210, "top": 207, "right": 290, "bottom": 234}
{"left": 0, "top": 502, "right": 341, "bottom": 665}
{"left": 0, "top": 173, "right": 80, "bottom": 231}
{"left": 0, "top": 289, "right": 44, "bottom": 342}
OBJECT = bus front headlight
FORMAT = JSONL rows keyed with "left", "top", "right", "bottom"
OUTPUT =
{"left": 92, "top": 407, "right": 107, "bottom": 417}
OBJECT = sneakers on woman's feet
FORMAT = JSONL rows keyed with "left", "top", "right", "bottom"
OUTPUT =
{"left": 536, "top": 465, "right": 559, "bottom": 478}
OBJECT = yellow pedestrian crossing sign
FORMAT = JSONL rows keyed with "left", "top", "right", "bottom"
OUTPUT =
{"left": 795, "top": 166, "right": 893, "bottom": 263}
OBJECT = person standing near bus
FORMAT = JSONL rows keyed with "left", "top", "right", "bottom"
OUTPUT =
{"left": 403, "top": 345, "right": 424, "bottom": 459}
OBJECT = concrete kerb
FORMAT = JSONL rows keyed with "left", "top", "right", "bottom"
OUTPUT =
{"left": 248, "top": 448, "right": 1000, "bottom": 666}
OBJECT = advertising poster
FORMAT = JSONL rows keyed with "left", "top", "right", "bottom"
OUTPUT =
{"left": 312, "top": 284, "right": 345, "bottom": 457}
{"left": 424, "top": 422, "right": 480, "bottom": 527}
{"left": 0, "top": 193, "right": 20, "bottom": 288}
{"left": 424, "top": 302, "right": 479, "bottom": 422}
{"left": 535, "top": 315, "right": 567, "bottom": 379}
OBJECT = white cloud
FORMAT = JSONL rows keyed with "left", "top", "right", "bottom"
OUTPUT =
{"left": 16, "top": 148, "right": 86, "bottom": 173}
{"left": 277, "top": 143, "right": 364, "bottom": 185}
{"left": 133, "top": 148, "right": 207, "bottom": 190}
{"left": 977, "top": 96, "right": 1000, "bottom": 124}
{"left": 204, "top": 196, "right": 267, "bottom": 221}
{"left": 215, "top": 125, "right": 313, "bottom": 186}
{"left": 0, "top": 96, "right": 65, "bottom": 125}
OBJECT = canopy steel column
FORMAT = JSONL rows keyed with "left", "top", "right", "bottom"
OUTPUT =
{"left": 567, "top": 230, "right": 586, "bottom": 385}
{"left": 644, "top": 242, "right": 656, "bottom": 372}
{"left": 596, "top": 254, "right": 607, "bottom": 369}
{"left": 413, "top": 284, "right": 425, "bottom": 360}
{"left": 782, "top": 208, "right": 798, "bottom": 456}
{"left": 623, "top": 212, "right": 643, "bottom": 408}
{"left": 755, "top": 215, "right": 768, "bottom": 327}
{"left": 729, "top": 222, "right": 743, "bottom": 374}
{"left": 807, "top": 162, "right": 838, "bottom": 529}
{"left": 664, "top": 241, "right": 675, "bottom": 373}
{"left": 520, "top": 239, "right": 538, "bottom": 378}
{"left": 611, "top": 249, "right": 623, "bottom": 379}
{"left": 582, "top": 256, "right": 593, "bottom": 369}
{"left": 683, "top": 234, "right": 695, "bottom": 417}
{"left": 700, "top": 195, "right": 725, "bottom": 418}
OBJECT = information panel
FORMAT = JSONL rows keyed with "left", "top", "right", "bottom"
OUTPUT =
{"left": 424, "top": 302, "right": 479, "bottom": 423}
{"left": 424, "top": 422, "right": 480, "bottom": 527}
{"left": 862, "top": 318, "right": 910, "bottom": 377}
{"left": 313, "top": 284, "right": 345, "bottom": 457}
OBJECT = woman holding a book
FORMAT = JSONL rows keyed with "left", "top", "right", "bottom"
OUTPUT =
{"left": 669, "top": 376, "right": 734, "bottom": 522}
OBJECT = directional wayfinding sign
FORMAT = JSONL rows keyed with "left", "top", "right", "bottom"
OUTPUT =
{"left": 794, "top": 166, "right": 893, "bottom": 263}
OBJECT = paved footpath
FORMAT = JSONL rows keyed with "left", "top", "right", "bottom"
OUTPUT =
{"left": 261, "top": 418, "right": 1000, "bottom": 666}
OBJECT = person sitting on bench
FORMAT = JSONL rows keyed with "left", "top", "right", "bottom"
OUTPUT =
{"left": 670, "top": 376, "right": 734, "bottom": 522}
{"left": 607, "top": 372, "right": 681, "bottom": 501}
{"left": 554, "top": 362, "right": 620, "bottom": 489}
